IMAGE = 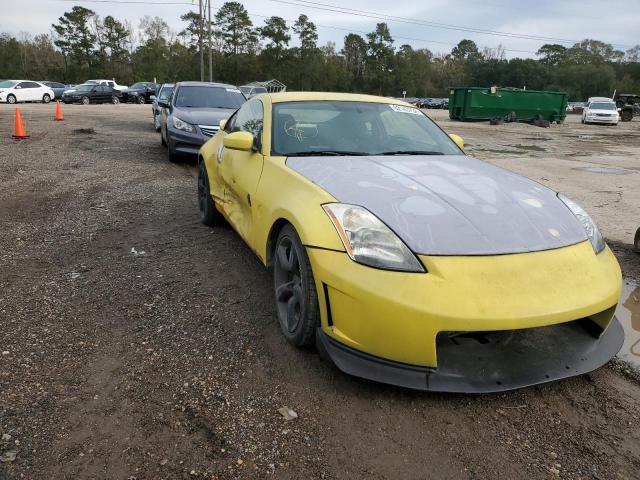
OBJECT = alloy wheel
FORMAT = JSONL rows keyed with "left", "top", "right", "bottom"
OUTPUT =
{"left": 274, "top": 236, "right": 304, "bottom": 334}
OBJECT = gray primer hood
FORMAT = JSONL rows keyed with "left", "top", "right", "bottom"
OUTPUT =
{"left": 286, "top": 155, "right": 588, "bottom": 256}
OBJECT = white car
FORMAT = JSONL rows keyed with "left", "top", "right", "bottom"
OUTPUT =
{"left": 0, "top": 80, "right": 56, "bottom": 104}
{"left": 86, "top": 79, "right": 128, "bottom": 91}
{"left": 582, "top": 97, "right": 620, "bottom": 125}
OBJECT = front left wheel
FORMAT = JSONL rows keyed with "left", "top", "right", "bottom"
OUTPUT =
{"left": 273, "top": 225, "right": 320, "bottom": 347}
{"left": 137, "top": 95, "right": 145, "bottom": 104}
{"left": 42, "top": 94, "right": 51, "bottom": 104}
{"left": 198, "top": 161, "right": 223, "bottom": 226}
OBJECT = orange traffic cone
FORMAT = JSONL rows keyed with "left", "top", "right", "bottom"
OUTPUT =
{"left": 54, "top": 100, "right": 64, "bottom": 121}
{"left": 12, "top": 108, "right": 29, "bottom": 139}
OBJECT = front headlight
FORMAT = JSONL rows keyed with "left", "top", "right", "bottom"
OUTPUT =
{"left": 558, "top": 193, "right": 605, "bottom": 254}
{"left": 172, "top": 116, "right": 194, "bottom": 132}
{"left": 322, "top": 203, "right": 425, "bottom": 272}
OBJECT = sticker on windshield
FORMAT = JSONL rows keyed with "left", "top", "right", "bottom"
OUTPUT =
{"left": 389, "top": 104, "right": 422, "bottom": 115}
{"left": 226, "top": 88, "right": 242, "bottom": 93}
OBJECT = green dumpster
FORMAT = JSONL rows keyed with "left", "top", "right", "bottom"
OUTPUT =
{"left": 449, "top": 87, "right": 568, "bottom": 123}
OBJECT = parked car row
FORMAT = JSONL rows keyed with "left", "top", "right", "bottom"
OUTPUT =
{"left": 416, "top": 98, "right": 449, "bottom": 109}
{"left": 0, "top": 78, "right": 161, "bottom": 105}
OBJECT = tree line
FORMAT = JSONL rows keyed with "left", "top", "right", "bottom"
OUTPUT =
{"left": 1, "top": 2, "right": 639, "bottom": 100}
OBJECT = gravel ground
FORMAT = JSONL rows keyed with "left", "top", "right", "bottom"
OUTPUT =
{"left": 1, "top": 103, "right": 639, "bottom": 480}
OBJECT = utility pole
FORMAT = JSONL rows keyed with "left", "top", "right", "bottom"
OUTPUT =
{"left": 207, "top": 0, "right": 213, "bottom": 82}
{"left": 199, "top": 0, "right": 204, "bottom": 81}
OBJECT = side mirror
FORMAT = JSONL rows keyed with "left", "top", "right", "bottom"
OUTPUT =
{"left": 157, "top": 100, "right": 168, "bottom": 108}
{"left": 218, "top": 119, "right": 228, "bottom": 131}
{"left": 150, "top": 95, "right": 156, "bottom": 101}
{"left": 223, "top": 131, "right": 254, "bottom": 151}
{"left": 15, "top": 85, "right": 21, "bottom": 89}
{"left": 449, "top": 133, "right": 465, "bottom": 149}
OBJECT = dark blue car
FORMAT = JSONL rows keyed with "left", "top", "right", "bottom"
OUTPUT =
{"left": 40, "top": 81, "right": 69, "bottom": 100}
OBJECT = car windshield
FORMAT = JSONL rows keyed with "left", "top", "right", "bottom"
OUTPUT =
{"left": 130, "top": 83, "right": 146, "bottom": 89}
{"left": 253, "top": 87, "right": 267, "bottom": 94}
{"left": 174, "top": 86, "right": 246, "bottom": 109}
{"left": 75, "top": 85, "right": 93, "bottom": 92}
{"left": 85, "top": 80, "right": 99, "bottom": 84}
{"left": 271, "top": 101, "right": 462, "bottom": 156}
{"left": 240, "top": 86, "right": 252, "bottom": 95}
{"left": 590, "top": 102, "right": 616, "bottom": 110}
{"left": 0, "top": 80, "right": 17, "bottom": 88}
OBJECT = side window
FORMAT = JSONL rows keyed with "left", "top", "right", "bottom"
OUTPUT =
{"left": 232, "top": 100, "right": 264, "bottom": 139}
{"left": 26, "top": 82, "right": 40, "bottom": 88}
{"left": 159, "top": 87, "right": 172, "bottom": 101}
{"left": 224, "top": 111, "right": 238, "bottom": 133}
{"left": 107, "top": 82, "right": 114, "bottom": 87}
{"left": 17, "top": 82, "right": 30, "bottom": 89}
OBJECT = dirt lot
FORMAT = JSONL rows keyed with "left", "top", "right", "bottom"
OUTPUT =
{"left": 1, "top": 103, "right": 639, "bottom": 480}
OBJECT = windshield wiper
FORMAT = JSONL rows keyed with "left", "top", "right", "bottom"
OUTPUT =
{"left": 376, "top": 150, "right": 443, "bottom": 156}
{"left": 286, "top": 150, "right": 368, "bottom": 157}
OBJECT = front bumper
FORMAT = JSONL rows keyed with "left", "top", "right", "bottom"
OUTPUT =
{"left": 585, "top": 115, "right": 618, "bottom": 124}
{"left": 316, "top": 318, "right": 624, "bottom": 393}
{"left": 307, "top": 240, "right": 622, "bottom": 390}
{"left": 167, "top": 125, "right": 207, "bottom": 156}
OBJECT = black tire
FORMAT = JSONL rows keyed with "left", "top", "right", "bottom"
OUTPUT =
{"left": 7, "top": 94, "right": 16, "bottom": 104}
{"left": 81, "top": 96, "right": 90, "bottom": 105}
{"left": 42, "top": 94, "right": 51, "bottom": 104}
{"left": 198, "top": 160, "right": 223, "bottom": 226}
{"left": 167, "top": 136, "right": 179, "bottom": 163}
{"left": 161, "top": 126, "right": 167, "bottom": 147}
{"left": 634, "top": 228, "right": 640, "bottom": 254}
{"left": 112, "top": 96, "right": 120, "bottom": 105}
{"left": 621, "top": 109, "right": 633, "bottom": 122}
{"left": 273, "top": 224, "right": 319, "bottom": 347}
{"left": 137, "top": 95, "right": 145, "bottom": 104}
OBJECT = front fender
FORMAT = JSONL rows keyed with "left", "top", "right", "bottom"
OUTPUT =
{"left": 199, "top": 133, "right": 225, "bottom": 202}
{"left": 253, "top": 156, "right": 345, "bottom": 264}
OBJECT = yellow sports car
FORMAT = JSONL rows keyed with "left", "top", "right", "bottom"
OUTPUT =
{"left": 197, "top": 92, "right": 623, "bottom": 393}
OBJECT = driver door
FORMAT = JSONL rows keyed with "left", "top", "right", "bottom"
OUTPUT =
{"left": 218, "top": 99, "right": 265, "bottom": 245}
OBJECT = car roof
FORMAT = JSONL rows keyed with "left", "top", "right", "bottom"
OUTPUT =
{"left": 175, "top": 81, "right": 238, "bottom": 89}
{"left": 265, "top": 91, "right": 414, "bottom": 106}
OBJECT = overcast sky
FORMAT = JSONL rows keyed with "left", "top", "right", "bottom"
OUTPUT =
{"left": 1, "top": 0, "right": 638, "bottom": 58}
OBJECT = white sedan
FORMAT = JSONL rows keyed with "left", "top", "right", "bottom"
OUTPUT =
{"left": 582, "top": 99, "right": 620, "bottom": 125}
{"left": 0, "top": 80, "right": 56, "bottom": 104}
